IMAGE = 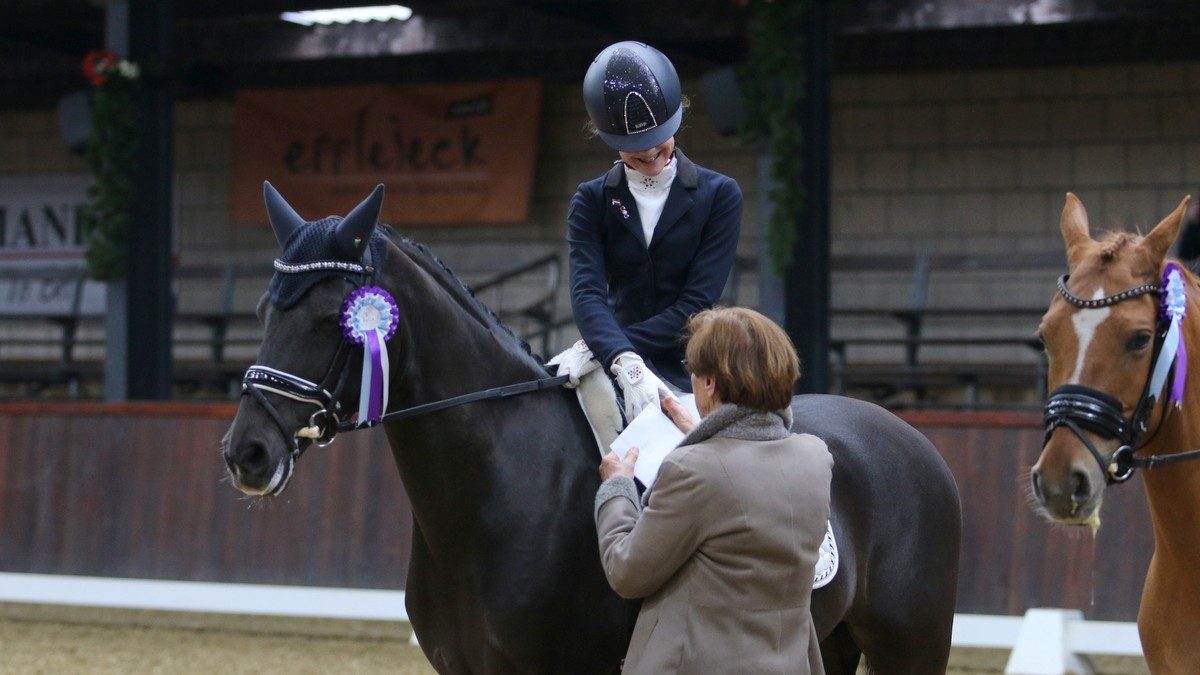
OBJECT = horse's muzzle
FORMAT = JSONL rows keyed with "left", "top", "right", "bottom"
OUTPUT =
{"left": 223, "top": 412, "right": 297, "bottom": 497}
{"left": 1031, "top": 432, "right": 1108, "bottom": 525}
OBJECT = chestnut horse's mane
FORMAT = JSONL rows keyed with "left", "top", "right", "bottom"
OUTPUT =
{"left": 1097, "top": 230, "right": 1135, "bottom": 262}
{"left": 1091, "top": 228, "right": 1200, "bottom": 277}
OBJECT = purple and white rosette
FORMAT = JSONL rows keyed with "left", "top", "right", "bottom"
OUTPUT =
{"left": 341, "top": 286, "right": 399, "bottom": 425}
{"left": 1149, "top": 263, "right": 1188, "bottom": 407}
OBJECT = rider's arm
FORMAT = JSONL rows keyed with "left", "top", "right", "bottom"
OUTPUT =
{"left": 567, "top": 182, "right": 638, "bottom": 370}
{"left": 594, "top": 452, "right": 709, "bottom": 599}
{"left": 621, "top": 177, "right": 742, "bottom": 357}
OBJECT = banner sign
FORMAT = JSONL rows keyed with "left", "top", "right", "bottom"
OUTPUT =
{"left": 231, "top": 80, "right": 542, "bottom": 226}
{"left": 0, "top": 174, "right": 105, "bottom": 316}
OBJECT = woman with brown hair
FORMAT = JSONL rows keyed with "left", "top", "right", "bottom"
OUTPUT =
{"left": 593, "top": 306, "right": 832, "bottom": 674}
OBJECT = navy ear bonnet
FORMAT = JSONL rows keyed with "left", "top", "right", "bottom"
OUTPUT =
{"left": 263, "top": 181, "right": 389, "bottom": 310}
{"left": 268, "top": 219, "right": 389, "bottom": 310}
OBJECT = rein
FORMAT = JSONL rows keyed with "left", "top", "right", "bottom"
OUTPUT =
{"left": 240, "top": 249, "right": 568, "bottom": 462}
{"left": 333, "top": 372, "right": 570, "bottom": 433}
{"left": 1045, "top": 268, "right": 1199, "bottom": 483}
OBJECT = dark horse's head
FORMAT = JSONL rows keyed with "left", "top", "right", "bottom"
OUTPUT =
{"left": 1033, "top": 193, "right": 1191, "bottom": 527}
{"left": 222, "top": 182, "right": 387, "bottom": 496}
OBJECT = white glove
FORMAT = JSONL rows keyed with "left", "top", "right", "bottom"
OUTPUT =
{"left": 547, "top": 340, "right": 600, "bottom": 389}
{"left": 611, "top": 352, "right": 675, "bottom": 421}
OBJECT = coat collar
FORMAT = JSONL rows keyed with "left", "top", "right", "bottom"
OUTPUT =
{"left": 604, "top": 148, "right": 698, "bottom": 190}
{"left": 604, "top": 149, "right": 698, "bottom": 249}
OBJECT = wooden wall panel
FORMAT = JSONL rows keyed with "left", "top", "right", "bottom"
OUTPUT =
{"left": 901, "top": 412, "right": 1153, "bottom": 622}
{"left": 0, "top": 403, "right": 411, "bottom": 589}
{"left": 0, "top": 404, "right": 1158, "bottom": 621}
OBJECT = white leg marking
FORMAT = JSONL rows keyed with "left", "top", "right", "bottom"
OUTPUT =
{"left": 1069, "top": 287, "right": 1111, "bottom": 384}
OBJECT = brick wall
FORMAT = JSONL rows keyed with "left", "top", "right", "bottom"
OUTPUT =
{"left": 830, "top": 62, "right": 1200, "bottom": 300}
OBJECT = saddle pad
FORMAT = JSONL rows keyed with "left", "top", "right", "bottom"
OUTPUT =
{"left": 813, "top": 520, "right": 839, "bottom": 589}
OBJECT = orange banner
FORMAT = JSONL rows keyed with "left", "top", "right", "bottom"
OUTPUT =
{"left": 231, "top": 80, "right": 542, "bottom": 226}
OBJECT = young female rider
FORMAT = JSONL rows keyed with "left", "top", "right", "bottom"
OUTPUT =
{"left": 551, "top": 41, "right": 743, "bottom": 421}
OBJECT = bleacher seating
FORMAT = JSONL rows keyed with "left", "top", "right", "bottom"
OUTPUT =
{"left": 0, "top": 254, "right": 564, "bottom": 399}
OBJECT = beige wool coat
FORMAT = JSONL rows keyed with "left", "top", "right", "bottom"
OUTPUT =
{"left": 594, "top": 404, "right": 833, "bottom": 674}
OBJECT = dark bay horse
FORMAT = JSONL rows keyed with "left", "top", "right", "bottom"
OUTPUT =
{"left": 223, "top": 184, "right": 961, "bottom": 674}
{"left": 1034, "top": 193, "right": 1200, "bottom": 671}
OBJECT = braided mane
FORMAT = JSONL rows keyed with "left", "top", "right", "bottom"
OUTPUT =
{"left": 1098, "top": 231, "right": 1133, "bottom": 262}
{"left": 382, "top": 227, "right": 542, "bottom": 367}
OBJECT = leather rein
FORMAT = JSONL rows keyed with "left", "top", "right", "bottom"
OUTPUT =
{"left": 240, "top": 252, "right": 567, "bottom": 463}
{"left": 1044, "top": 272, "right": 1200, "bottom": 484}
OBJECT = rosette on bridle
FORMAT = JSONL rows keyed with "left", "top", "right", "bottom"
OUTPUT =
{"left": 1149, "top": 262, "right": 1188, "bottom": 408}
{"left": 341, "top": 286, "right": 399, "bottom": 426}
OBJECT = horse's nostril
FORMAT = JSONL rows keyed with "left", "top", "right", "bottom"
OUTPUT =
{"left": 1070, "top": 469, "right": 1091, "bottom": 505}
{"left": 238, "top": 442, "right": 271, "bottom": 475}
{"left": 1031, "top": 470, "right": 1044, "bottom": 503}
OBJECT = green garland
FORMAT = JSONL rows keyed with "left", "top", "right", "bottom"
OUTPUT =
{"left": 739, "top": 0, "right": 809, "bottom": 274}
{"left": 80, "top": 50, "right": 141, "bottom": 280}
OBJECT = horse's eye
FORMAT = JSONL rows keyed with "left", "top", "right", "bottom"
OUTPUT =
{"left": 1126, "top": 331, "right": 1152, "bottom": 352}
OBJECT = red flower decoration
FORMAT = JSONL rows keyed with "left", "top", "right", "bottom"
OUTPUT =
{"left": 82, "top": 49, "right": 119, "bottom": 86}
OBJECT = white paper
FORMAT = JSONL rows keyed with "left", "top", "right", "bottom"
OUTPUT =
{"left": 609, "top": 395, "right": 700, "bottom": 488}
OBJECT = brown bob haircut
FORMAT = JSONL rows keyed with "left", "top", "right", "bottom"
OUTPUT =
{"left": 684, "top": 306, "right": 800, "bottom": 411}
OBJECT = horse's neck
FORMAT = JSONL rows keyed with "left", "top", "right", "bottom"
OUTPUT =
{"left": 381, "top": 254, "right": 587, "bottom": 539}
{"left": 388, "top": 253, "right": 544, "bottom": 401}
{"left": 1141, "top": 278, "right": 1200, "bottom": 566}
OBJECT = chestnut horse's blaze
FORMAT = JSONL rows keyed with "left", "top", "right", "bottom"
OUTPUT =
{"left": 1033, "top": 192, "right": 1200, "bottom": 671}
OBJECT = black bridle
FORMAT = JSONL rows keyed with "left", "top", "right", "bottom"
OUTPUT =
{"left": 240, "top": 253, "right": 568, "bottom": 468}
{"left": 1044, "top": 272, "right": 1200, "bottom": 484}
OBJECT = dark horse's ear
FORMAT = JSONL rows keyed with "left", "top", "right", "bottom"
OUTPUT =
{"left": 1141, "top": 195, "right": 1191, "bottom": 263}
{"left": 1060, "top": 193, "right": 1093, "bottom": 270}
{"left": 264, "top": 181, "right": 307, "bottom": 248}
{"left": 335, "top": 184, "right": 384, "bottom": 260}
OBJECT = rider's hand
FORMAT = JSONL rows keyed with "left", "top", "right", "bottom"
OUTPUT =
{"left": 547, "top": 340, "right": 600, "bottom": 389}
{"left": 600, "top": 447, "right": 638, "bottom": 481}
{"left": 662, "top": 396, "right": 698, "bottom": 434}
{"left": 611, "top": 352, "right": 675, "bottom": 420}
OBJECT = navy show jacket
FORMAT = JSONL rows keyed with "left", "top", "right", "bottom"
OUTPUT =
{"left": 567, "top": 149, "right": 742, "bottom": 391}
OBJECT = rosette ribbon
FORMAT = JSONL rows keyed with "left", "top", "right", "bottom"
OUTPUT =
{"left": 1148, "top": 263, "right": 1188, "bottom": 407}
{"left": 341, "top": 286, "right": 399, "bottom": 426}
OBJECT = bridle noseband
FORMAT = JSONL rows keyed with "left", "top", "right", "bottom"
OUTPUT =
{"left": 1044, "top": 271, "right": 1197, "bottom": 484}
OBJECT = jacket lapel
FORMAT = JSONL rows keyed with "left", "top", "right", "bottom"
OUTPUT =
{"left": 604, "top": 161, "right": 648, "bottom": 248}
{"left": 648, "top": 148, "right": 698, "bottom": 250}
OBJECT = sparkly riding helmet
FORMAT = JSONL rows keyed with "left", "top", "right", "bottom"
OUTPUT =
{"left": 582, "top": 41, "right": 682, "bottom": 152}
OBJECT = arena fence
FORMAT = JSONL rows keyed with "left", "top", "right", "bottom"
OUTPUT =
{"left": 0, "top": 572, "right": 1140, "bottom": 674}
{"left": 0, "top": 403, "right": 1155, "bottom": 673}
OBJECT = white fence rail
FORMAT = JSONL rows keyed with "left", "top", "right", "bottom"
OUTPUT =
{"left": 0, "top": 574, "right": 1142, "bottom": 673}
{"left": 954, "top": 609, "right": 1143, "bottom": 674}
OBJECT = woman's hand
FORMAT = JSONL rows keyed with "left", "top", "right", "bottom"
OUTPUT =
{"left": 662, "top": 397, "right": 697, "bottom": 434}
{"left": 600, "top": 448, "right": 639, "bottom": 481}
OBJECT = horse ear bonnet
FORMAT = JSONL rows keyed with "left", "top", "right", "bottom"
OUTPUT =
{"left": 265, "top": 183, "right": 390, "bottom": 310}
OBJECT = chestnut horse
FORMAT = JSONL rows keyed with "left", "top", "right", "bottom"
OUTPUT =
{"left": 1033, "top": 193, "right": 1200, "bottom": 672}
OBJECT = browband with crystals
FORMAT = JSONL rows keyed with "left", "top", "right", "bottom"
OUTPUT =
{"left": 274, "top": 259, "right": 374, "bottom": 275}
{"left": 1057, "top": 274, "right": 1160, "bottom": 309}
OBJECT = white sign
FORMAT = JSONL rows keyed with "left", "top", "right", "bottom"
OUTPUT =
{"left": 0, "top": 174, "right": 105, "bottom": 315}
{"left": 0, "top": 174, "right": 90, "bottom": 260}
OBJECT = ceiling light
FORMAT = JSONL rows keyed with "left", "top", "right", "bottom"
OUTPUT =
{"left": 280, "top": 4, "right": 413, "bottom": 26}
